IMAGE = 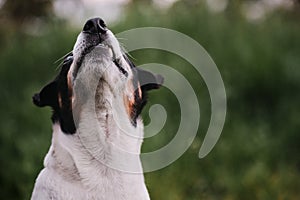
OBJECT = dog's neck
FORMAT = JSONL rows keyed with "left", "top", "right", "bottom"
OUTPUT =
{"left": 43, "top": 96, "right": 146, "bottom": 193}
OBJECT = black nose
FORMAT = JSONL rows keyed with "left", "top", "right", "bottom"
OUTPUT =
{"left": 83, "top": 18, "right": 107, "bottom": 34}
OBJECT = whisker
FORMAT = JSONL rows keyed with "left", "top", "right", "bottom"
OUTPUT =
{"left": 54, "top": 51, "right": 73, "bottom": 71}
{"left": 125, "top": 51, "right": 136, "bottom": 61}
{"left": 116, "top": 37, "right": 128, "bottom": 41}
{"left": 54, "top": 51, "right": 73, "bottom": 65}
{"left": 120, "top": 44, "right": 136, "bottom": 61}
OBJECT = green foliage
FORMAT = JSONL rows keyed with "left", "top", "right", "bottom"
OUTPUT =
{"left": 1, "top": 1, "right": 300, "bottom": 199}
{"left": 1, "top": 0, "right": 53, "bottom": 24}
{"left": 0, "top": 21, "right": 78, "bottom": 199}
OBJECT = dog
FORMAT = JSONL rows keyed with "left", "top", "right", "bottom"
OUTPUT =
{"left": 31, "top": 18, "right": 163, "bottom": 200}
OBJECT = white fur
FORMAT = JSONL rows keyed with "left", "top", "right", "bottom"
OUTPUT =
{"left": 31, "top": 29, "right": 150, "bottom": 200}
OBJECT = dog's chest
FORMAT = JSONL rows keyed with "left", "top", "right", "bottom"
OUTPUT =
{"left": 32, "top": 148, "right": 150, "bottom": 200}
{"left": 31, "top": 123, "right": 150, "bottom": 200}
{"left": 32, "top": 168, "right": 147, "bottom": 200}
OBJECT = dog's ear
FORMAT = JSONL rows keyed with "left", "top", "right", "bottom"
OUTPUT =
{"left": 137, "top": 68, "right": 164, "bottom": 91}
{"left": 32, "top": 80, "right": 58, "bottom": 108}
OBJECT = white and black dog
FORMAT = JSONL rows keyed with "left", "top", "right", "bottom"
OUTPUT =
{"left": 31, "top": 18, "right": 163, "bottom": 200}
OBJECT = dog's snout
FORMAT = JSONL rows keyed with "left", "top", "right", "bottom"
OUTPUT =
{"left": 83, "top": 18, "right": 107, "bottom": 34}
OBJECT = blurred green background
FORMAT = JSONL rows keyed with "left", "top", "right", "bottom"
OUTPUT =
{"left": 1, "top": 0, "right": 300, "bottom": 199}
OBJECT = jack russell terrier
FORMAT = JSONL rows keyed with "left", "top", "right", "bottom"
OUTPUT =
{"left": 31, "top": 17, "right": 163, "bottom": 200}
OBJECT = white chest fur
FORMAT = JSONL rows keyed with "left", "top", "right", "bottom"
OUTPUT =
{"left": 31, "top": 119, "right": 150, "bottom": 200}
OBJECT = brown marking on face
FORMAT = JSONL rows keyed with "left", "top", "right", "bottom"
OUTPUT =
{"left": 58, "top": 92, "right": 63, "bottom": 108}
{"left": 67, "top": 70, "right": 73, "bottom": 95}
{"left": 123, "top": 79, "right": 136, "bottom": 119}
{"left": 67, "top": 68, "right": 75, "bottom": 105}
{"left": 137, "top": 82, "right": 142, "bottom": 99}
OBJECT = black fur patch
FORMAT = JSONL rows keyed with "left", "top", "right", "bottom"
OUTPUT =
{"left": 124, "top": 56, "right": 164, "bottom": 126}
{"left": 32, "top": 53, "right": 163, "bottom": 133}
{"left": 32, "top": 54, "right": 76, "bottom": 134}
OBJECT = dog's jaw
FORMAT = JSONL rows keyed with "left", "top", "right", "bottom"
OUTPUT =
{"left": 70, "top": 29, "right": 132, "bottom": 84}
{"left": 69, "top": 26, "right": 138, "bottom": 134}
{"left": 69, "top": 28, "right": 135, "bottom": 120}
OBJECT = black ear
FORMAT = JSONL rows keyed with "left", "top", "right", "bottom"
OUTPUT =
{"left": 32, "top": 80, "right": 58, "bottom": 108}
{"left": 137, "top": 68, "right": 164, "bottom": 91}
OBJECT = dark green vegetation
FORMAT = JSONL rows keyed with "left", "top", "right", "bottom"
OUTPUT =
{"left": 1, "top": 1, "right": 300, "bottom": 199}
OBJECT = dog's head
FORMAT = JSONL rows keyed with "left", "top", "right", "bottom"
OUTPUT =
{"left": 33, "top": 18, "right": 163, "bottom": 134}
